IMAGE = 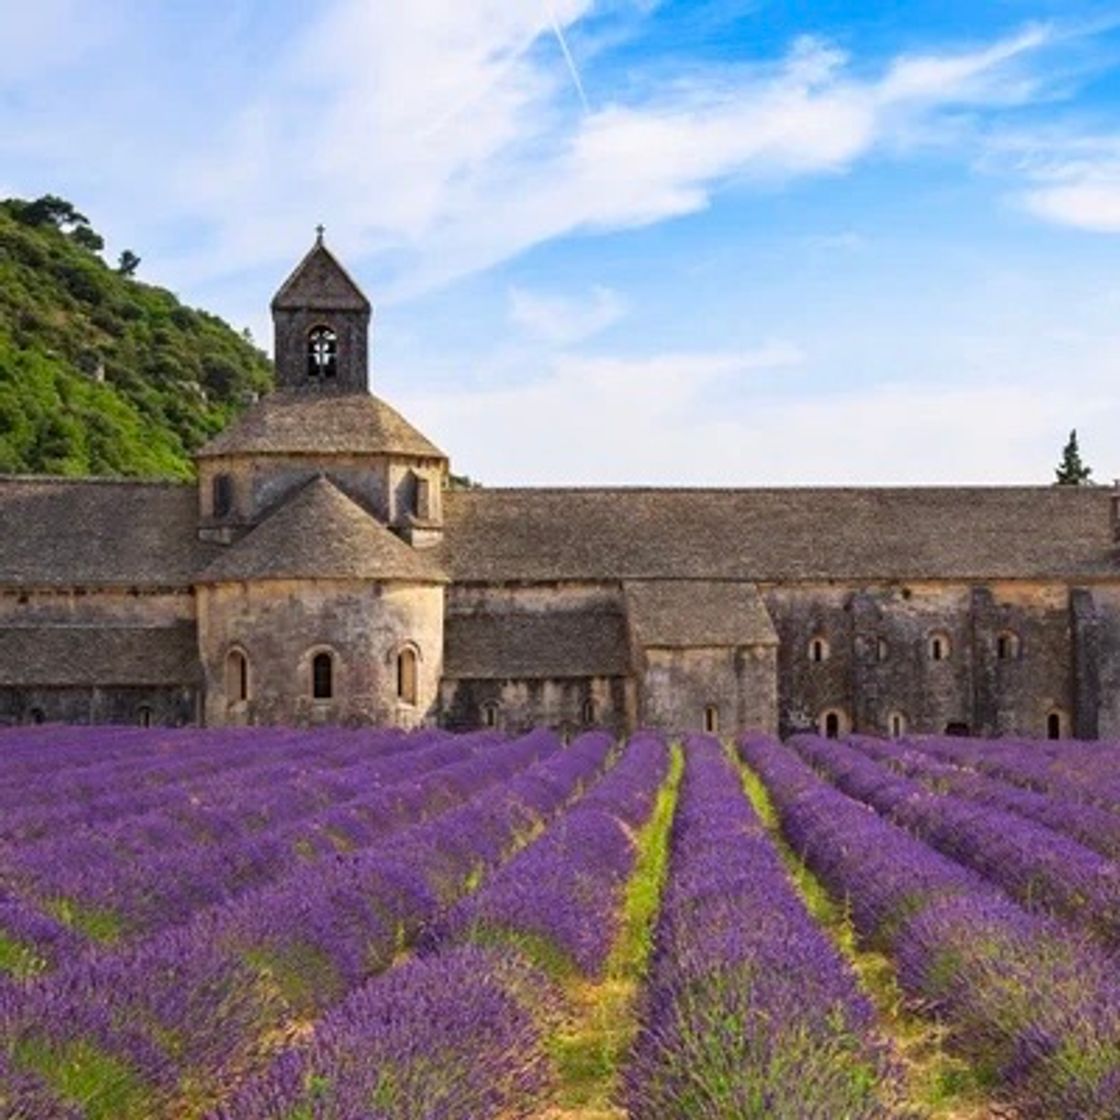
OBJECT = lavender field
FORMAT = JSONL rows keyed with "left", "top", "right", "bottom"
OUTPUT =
{"left": 1, "top": 726, "right": 1120, "bottom": 1118}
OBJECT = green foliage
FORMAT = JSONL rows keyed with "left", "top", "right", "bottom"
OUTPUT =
{"left": 0, "top": 195, "right": 272, "bottom": 479}
{"left": 1055, "top": 429, "right": 1093, "bottom": 486}
{"left": 116, "top": 249, "right": 141, "bottom": 277}
{"left": 13, "top": 1036, "right": 150, "bottom": 1120}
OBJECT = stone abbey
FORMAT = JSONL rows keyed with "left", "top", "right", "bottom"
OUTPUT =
{"left": 2, "top": 236, "right": 1118, "bottom": 739}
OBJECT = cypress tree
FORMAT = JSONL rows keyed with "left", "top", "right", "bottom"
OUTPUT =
{"left": 1055, "top": 429, "right": 1093, "bottom": 486}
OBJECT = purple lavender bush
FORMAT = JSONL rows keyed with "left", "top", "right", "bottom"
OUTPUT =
{"left": 0, "top": 731, "right": 612, "bottom": 1117}
{"left": 851, "top": 734, "right": 1120, "bottom": 862}
{"left": 212, "top": 946, "right": 558, "bottom": 1120}
{"left": 215, "top": 733, "right": 665, "bottom": 1120}
{"left": 793, "top": 735, "right": 1120, "bottom": 948}
{"left": 625, "top": 736, "right": 898, "bottom": 1120}
{"left": 432, "top": 731, "right": 668, "bottom": 976}
{"left": 741, "top": 733, "right": 1120, "bottom": 1118}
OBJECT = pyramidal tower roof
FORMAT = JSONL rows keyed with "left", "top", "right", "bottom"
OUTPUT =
{"left": 271, "top": 229, "right": 370, "bottom": 312}
{"left": 199, "top": 475, "right": 446, "bottom": 584}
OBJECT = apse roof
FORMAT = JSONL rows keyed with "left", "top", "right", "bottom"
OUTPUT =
{"left": 198, "top": 474, "right": 446, "bottom": 584}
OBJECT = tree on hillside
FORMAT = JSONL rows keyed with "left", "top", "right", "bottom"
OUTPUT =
{"left": 1055, "top": 429, "right": 1093, "bottom": 486}
{"left": 117, "top": 249, "right": 141, "bottom": 277}
{"left": 15, "top": 194, "right": 89, "bottom": 229}
{"left": 70, "top": 225, "right": 105, "bottom": 252}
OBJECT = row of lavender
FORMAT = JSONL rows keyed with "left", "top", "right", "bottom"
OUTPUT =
{"left": 743, "top": 733, "right": 1120, "bottom": 1117}
{"left": 217, "top": 732, "right": 672, "bottom": 1118}
{"left": 1, "top": 729, "right": 614, "bottom": 1117}
{"left": 0, "top": 729, "right": 507, "bottom": 966}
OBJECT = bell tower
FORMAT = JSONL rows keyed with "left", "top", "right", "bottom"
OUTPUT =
{"left": 271, "top": 227, "right": 371, "bottom": 393}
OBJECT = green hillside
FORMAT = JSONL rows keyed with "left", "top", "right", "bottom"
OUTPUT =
{"left": 0, "top": 196, "right": 273, "bottom": 479}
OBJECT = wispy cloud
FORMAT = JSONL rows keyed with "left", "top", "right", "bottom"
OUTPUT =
{"left": 1006, "top": 134, "right": 1120, "bottom": 232}
{"left": 160, "top": 9, "right": 1055, "bottom": 298}
{"left": 508, "top": 284, "right": 626, "bottom": 345}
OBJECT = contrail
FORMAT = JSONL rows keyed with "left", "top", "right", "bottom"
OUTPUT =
{"left": 546, "top": 3, "right": 590, "bottom": 114}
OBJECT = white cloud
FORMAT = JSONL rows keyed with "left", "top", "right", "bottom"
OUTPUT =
{"left": 508, "top": 284, "right": 626, "bottom": 345}
{"left": 1013, "top": 139, "right": 1120, "bottom": 232}
{"left": 161, "top": 11, "right": 1053, "bottom": 297}
{"left": 395, "top": 320, "right": 1120, "bottom": 486}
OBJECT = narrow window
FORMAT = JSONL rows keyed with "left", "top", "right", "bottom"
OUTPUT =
{"left": 889, "top": 711, "right": 906, "bottom": 739}
{"left": 929, "top": 633, "right": 951, "bottom": 662}
{"left": 582, "top": 698, "right": 596, "bottom": 725}
{"left": 312, "top": 652, "right": 333, "bottom": 700}
{"left": 876, "top": 637, "right": 889, "bottom": 663}
{"left": 397, "top": 647, "right": 418, "bottom": 705}
{"left": 307, "top": 325, "right": 338, "bottom": 379}
{"left": 137, "top": 706, "right": 153, "bottom": 728}
{"left": 481, "top": 701, "right": 499, "bottom": 729}
{"left": 996, "top": 631, "right": 1020, "bottom": 661}
{"left": 810, "top": 637, "right": 828, "bottom": 663}
{"left": 226, "top": 649, "right": 249, "bottom": 703}
{"left": 824, "top": 711, "right": 841, "bottom": 739}
{"left": 415, "top": 476, "right": 432, "bottom": 520}
{"left": 212, "top": 474, "right": 233, "bottom": 519}
{"left": 704, "top": 705, "right": 719, "bottom": 734}
{"left": 1047, "top": 711, "right": 1063, "bottom": 740}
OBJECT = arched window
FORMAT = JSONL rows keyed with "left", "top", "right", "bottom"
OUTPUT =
{"left": 819, "top": 709, "right": 847, "bottom": 739}
{"left": 876, "top": 637, "right": 889, "bottom": 663}
{"left": 704, "top": 705, "right": 719, "bottom": 734}
{"left": 928, "top": 632, "right": 951, "bottom": 662}
{"left": 212, "top": 474, "right": 234, "bottom": 519}
{"left": 888, "top": 711, "right": 907, "bottom": 739}
{"left": 581, "top": 698, "right": 596, "bottom": 725}
{"left": 137, "top": 706, "right": 153, "bottom": 728}
{"left": 809, "top": 636, "right": 829, "bottom": 664}
{"left": 312, "top": 652, "right": 334, "bottom": 700}
{"left": 996, "top": 631, "right": 1021, "bottom": 661}
{"left": 1047, "top": 710, "right": 1065, "bottom": 740}
{"left": 481, "top": 701, "right": 500, "bottom": 729}
{"left": 29, "top": 708, "right": 45, "bottom": 725}
{"left": 307, "top": 325, "right": 338, "bottom": 379}
{"left": 397, "top": 647, "right": 418, "bottom": 705}
{"left": 226, "top": 649, "right": 249, "bottom": 703}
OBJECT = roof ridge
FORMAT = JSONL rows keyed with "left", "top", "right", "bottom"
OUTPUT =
{"left": 447, "top": 484, "right": 1107, "bottom": 495}
{"left": 0, "top": 474, "right": 191, "bottom": 488}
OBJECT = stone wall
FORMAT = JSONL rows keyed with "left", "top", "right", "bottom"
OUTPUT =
{"left": 765, "top": 580, "right": 1082, "bottom": 739}
{"left": 439, "top": 675, "right": 631, "bottom": 737}
{"left": 0, "top": 686, "right": 196, "bottom": 727}
{"left": 273, "top": 306, "right": 368, "bottom": 393}
{"left": 198, "top": 578, "right": 444, "bottom": 727}
{"left": 635, "top": 645, "right": 778, "bottom": 735}
{"left": 197, "top": 453, "right": 445, "bottom": 536}
{"left": 0, "top": 587, "right": 194, "bottom": 626}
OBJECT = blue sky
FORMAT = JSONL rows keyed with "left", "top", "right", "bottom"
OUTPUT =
{"left": 5, "top": 1, "right": 1120, "bottom": 485}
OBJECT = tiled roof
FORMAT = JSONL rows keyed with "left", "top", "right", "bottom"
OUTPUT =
{"left": 0, "top": 477, "right": 213, "bottom": 587}
{"left": 440, "top": 486, "right": 1120, "bottom": 582}
{"left": 195, "top": 390, "right": 445, "bottom": 460}
{"left": 0, "top": 624, "right": 199, "bottom": 686}
{"left": 199, "top": 475, "right": 446, "bottom": 584}
{"left": 444, "top": 609, "right": 630, "bottom": 679}
{"left": 625, "top": 580, "right": 777, "bottom": 647}
{"left": 271, "top": 240, "right": 370, "bottom": 311}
